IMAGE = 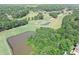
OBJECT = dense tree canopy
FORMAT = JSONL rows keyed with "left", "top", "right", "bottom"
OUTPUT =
{"left": 27, "top": 12, "right": 79, "bottom": 55}
{"left": 49, "top": 12, "right": 59, "bottom": 18}
{"left": 0, "top": 19, "right": 28, "bottom": 32}
{"left": 0, "top": 5, "right": 30, "bottom": 32}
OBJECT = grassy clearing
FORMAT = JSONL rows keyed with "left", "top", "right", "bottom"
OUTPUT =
{"left": 43, "top": 12, "right": 52, "bottom": 20}
{"left": 26, "top": 11, "right": 38, "bottom": 18}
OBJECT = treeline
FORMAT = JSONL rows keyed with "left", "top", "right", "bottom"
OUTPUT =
{"left": 49, "top": 12, "right": 60, "bottom": 18}
{"left": 0, "top": 19, "right": 28, "bottom": 32}
{"left": 35, "top": 4, "right": 79, "bottom": 11}
{"left": 33, "top": 13, "right": 44, "bottom": 20}
{"left": 26, "top": 13, "right": 44, "bottom": 20}
{"left": 35, "top": 4, "right": 64, "bottom": 11}
{"left": 0, "top": 5, "right": 30, "bottom": 32}
{"left": 0, "top": 5, "right": 29, "bottom": 19}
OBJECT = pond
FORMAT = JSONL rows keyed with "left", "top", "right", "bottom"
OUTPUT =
{"left": 7, "top": 31, "right": 35, "bottom": 55}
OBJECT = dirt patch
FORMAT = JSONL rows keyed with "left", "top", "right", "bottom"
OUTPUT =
{"left": 7, "top": 31, "right": 35, "bottom": 55}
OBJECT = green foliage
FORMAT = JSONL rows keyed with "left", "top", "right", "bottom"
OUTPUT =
{"left": 36, "top": 4, "right": 64, "bottom": 11}
{"left": 1, "top": 4, "right": 79, "bottom": 55}
{"left": 0, "top": 20, "right": 28, "bottom": 32}
{"left": 49, "top": 12, "right": 59, "bottom": 18}
{"left": 33, "top": 13, "right": 44, "bottom": 20}
{"left": 27, "top": 27, "right": 73, "bottom": 55}
{"left": 62, "top": 14, "right": 79, "bottom": 44}
{"left": 0, "top": 5, "right": 29, "bottom": 32}
{"left": 27, "top": 12, "right": 79, "bottom": 55}
{"left": 12, "top": 10, "right": 29, "bottom": 18}
{"left": 0, "top": 5, "right": 29, "bottom": 18}
{"left": 37, "top": 13, "right": 44, "bottom": 19}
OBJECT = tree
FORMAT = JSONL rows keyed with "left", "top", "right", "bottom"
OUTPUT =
{"left": 37, "top": 13, "right": 44, "bottom": 19}
{"left": 49, "top": 12, "right": 59, "bottom": 18}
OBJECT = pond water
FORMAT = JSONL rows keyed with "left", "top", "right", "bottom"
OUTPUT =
{"left": 7, "top": 31, "right": 35, "bottom": 55}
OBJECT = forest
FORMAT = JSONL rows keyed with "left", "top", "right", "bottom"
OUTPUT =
{"left": 27, "top": 12, "right": 79, "bottom": 54}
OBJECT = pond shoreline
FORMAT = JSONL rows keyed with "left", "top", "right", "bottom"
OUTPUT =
{"left": 7, "top": 31, "right": 35, "bottom": 55}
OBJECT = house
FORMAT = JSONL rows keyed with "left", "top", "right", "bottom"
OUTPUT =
{"left": 62, "top": 8, "right": 73, "bottom": 14}
{"left": 5, "top": 14, "right": 13, "bottom": 20}
{"left": 73, "top": 44, "right": 79, "bottom": 55}
{"left": 70, "top": 44, "right": 79, "bottom": 55}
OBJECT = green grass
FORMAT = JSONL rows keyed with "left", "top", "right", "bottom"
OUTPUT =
{"left": 16, "top": 11, "right": 52, "bottom": 21}
{"left": 0, "top": 18, "right": 52, "bottom": 54}
{"left": 43, "top": 12, "right": 52, "bottom": 20}
{"left": 26, "top": 11, "right": 38, "bottom": 17}
{"left": 0, "top": 22, "right": 40, "bottom": 55}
